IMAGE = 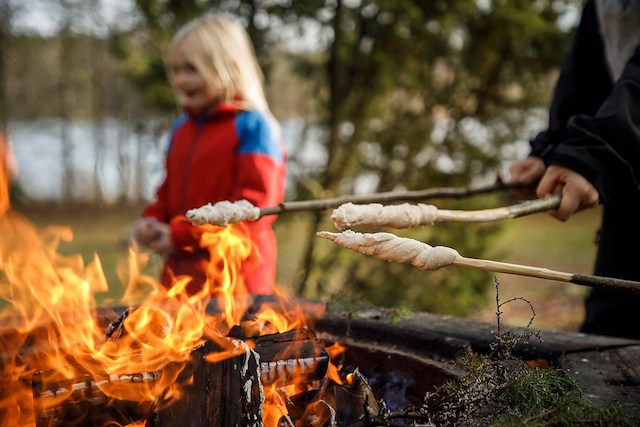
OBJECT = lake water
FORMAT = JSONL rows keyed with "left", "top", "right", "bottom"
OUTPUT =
{"left": 8, "top": 117, "right": 324, "bottom": 203}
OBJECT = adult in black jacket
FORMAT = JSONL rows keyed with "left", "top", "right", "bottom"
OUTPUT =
{"left": 509, "top": 0, "right": 640, "bottom": 339}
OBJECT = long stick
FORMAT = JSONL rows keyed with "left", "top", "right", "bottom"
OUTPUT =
{"left": 260, "top": 180, "right": 522, "bottom": 217}
{"left": 187, "top": 181, "right": 524, "bottom": 226}
{"left": 453, "top": 257, "right": 640, "bottom": 294}
{"left": 316, "top": 230, "right": 640, "bottom": 295}
{"left": 435, "top": 194, "right": 560, "bottom": 222}
{"left": 331, "top": 194, "right": 561, "bottom": 230}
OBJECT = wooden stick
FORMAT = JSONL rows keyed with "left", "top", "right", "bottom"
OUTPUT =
{"left": 435, "top": 194, "right": 561, "bottom": 223}
{"left": 454, "top": 257, "right": 640, "bottom": 294}
{"left": 317, "top": 230, "right": 640, "bottom": 295}
{"left": 260, "top": 180, "right": 522, "bottom": 217}
{"left": 187, "top": 180, "right": 525, "bottom": 226}
{"left": 331, "top": 194, "right": 561, "bottom": 230}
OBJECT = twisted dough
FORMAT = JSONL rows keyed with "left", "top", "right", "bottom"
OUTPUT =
{"left": 331, "top": 202, "right": 438, "bottom": 230}
{"left": 317, "top": 230, "right": 459, "bottom": 271}
{"left": 186, "top": 199, "right": 260, "bottom": 226}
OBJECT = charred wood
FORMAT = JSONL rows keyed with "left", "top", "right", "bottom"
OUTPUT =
{"left": 250, "top": 329, "right": 329, "bottom": 387}
{"left": 32, "top": 370, "right": 157, "bottom": 427}
{"left": 284, "top": 368, "right": 381, "bottom": 427}
{"left": 151, "top": 340, "right": 263, "bottom": 427}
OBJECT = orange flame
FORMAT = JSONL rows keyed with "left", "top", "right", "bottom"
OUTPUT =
{"left": 0, "top": 134, "right": 11, "bottom": 216}
{"left": 0, "top": 168, "right": 331, "bottom": 426}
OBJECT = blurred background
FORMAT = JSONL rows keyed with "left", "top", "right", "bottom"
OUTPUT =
{"left": 0, "top": 0, "right": 598, "bottom": 332}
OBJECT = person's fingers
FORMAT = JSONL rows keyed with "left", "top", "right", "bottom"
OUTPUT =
{"left": 509, "top": 160, "right": 541, "bottom": 185}
{"left": 535, "top": 166, "right": 559, "bottom": 199}
{"left": 509, "top": 157, "right": 545, "bottom": 197}
{"left": 536, "top": 165, "right": 599, "bottom": 221}
{"left": 148, "top": 223, "right": 173, "bottom": 254}
{"left": 519, "top": 165, "right": 544, "bottom": 186}
{"left": 555, "top": 183, "right": 582, "bottom": 221}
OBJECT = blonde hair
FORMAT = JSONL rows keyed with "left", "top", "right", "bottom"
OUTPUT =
{"left": 169, "top": 15, "right": 270, "bottom": 113}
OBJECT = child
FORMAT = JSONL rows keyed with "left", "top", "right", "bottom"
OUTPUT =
{"left": 134, "top": 15, "right": 286, "bottom": 296}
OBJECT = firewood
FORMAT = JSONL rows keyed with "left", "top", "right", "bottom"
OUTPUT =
{"left": 31, "top": 327, "right": 329, "bottom": 427}
{"left": 32, "top": 370, "right": 158, "bottom": 427}
{"left": 317, "top": 230, "right": 640, "bottom": 294}
{"left": 250, "top": 328, "right": 330, "bottom": 387}
{"left": 152, "top": 339, "right": 262, "bottom": 427}
{"left": 284, "top": 368, "right": 380, "bottom": 426}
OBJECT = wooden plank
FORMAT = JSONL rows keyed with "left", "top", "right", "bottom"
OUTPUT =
{"left": 560, "top": 346, "right": 640, "bottom": 416}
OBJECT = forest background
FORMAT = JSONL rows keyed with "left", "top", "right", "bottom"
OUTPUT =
{"left": 0, "top": 0, "right": 599, "bottom": 332}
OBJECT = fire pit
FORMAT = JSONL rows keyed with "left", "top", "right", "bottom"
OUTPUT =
{"left": 3, "top": 290, "right": 640, "bottom": 426}
{"left": 0, "top": 297, "right": 461, "bottom": 427}
{"left": 2, "top": 178, "right": 639, "bottom": 426}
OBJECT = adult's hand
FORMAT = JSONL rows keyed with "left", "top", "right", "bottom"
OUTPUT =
{"left": 536, "top": 164, "right": 599, "bottom": 221}
{"left": 508, "top": 156, "right": 546, "bottom": 197}
{"left": 508, "top": 156, "right": 546, "bottom": 186}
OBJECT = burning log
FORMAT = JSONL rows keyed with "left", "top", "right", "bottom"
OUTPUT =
{"left": 32, "top": 370, "right": 158, "bottom": 427}
{"left": 317, "top": 230, "right": 640, "bottom": 294}
{"left": 283, "top": 368, "right": 380, "bottom": 426}
{"left": 31, "top": 327, "right": 330, "bottom": 427}
{"left": 185, "top": 181, "right": 522, "bottom": 226}
{"left": 250, "top": 328, "right": 330, "bottom": 387}
{"left": 152, "top": 339, "right": 263, "bottom": 427}
{"left": 330, "top": 194, "right": 561, "bottom": 230}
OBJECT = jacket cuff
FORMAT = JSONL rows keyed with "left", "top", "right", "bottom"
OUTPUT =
{"left": 529, "top": 131, "right": 554, "bottom": 159}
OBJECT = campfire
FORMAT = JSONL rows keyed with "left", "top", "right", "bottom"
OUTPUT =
{"left": 0, "top": 167, "right": 457, "bottom": 426}
{"left": 0, "top": 214, "right": 347, "bottom": 425}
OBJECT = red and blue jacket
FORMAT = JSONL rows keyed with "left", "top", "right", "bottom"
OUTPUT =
{"left": 142, "top": 103, "right": 286, "bottom": 295}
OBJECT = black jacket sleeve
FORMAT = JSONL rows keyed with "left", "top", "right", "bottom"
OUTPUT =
{"left": 530, "top": 0, "right": 640, "bottom": 202}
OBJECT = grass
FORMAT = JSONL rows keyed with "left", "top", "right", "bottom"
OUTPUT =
{"left": 8, "top": 201, "right": 602, "bottom": 332}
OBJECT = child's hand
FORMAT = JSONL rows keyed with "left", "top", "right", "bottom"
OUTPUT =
{"left": 133, "top": 217, "right": 160, "bottom": 245}
{"left": 146, "top": 223, "right": 173, "bottom": 254}
{"left": 133, "top": 218, "right": 174, "bottom": 254}
{"left": 537, "top": 165, "right": 600, "bottom": 221}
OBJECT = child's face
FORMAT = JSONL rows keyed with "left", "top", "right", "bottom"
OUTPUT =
{"left": 169, "top": 44, "right": 223, "bottom": 113}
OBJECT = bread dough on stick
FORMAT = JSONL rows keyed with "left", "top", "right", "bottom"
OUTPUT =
{"left": 331, "top": 202, "right": 438, "bottom": 230}
{"left": 186, "top": 199, "right": 260, "bottom": 226}
{"left": 317, "top": 230, "right": 459, "bottom": 271}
